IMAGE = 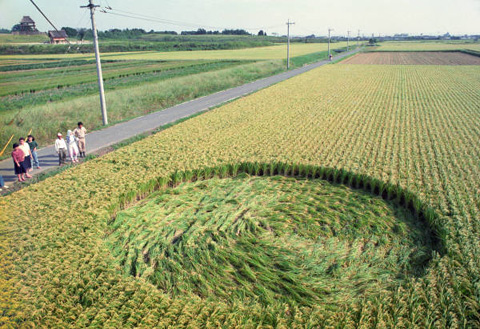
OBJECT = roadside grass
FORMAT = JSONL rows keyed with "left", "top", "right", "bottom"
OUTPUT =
{"left": 289, "top": 47, "right": 352, "bottom": 66}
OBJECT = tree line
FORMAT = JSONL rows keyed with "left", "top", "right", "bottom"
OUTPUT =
{"left": 58, "top": 27, "right": 264, "bottom": 39}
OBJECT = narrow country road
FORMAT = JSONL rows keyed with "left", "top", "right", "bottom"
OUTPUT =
{"left": 0, "top": 49, "right": 359, "bottom": 186}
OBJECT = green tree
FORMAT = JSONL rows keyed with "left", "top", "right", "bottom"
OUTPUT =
{"left": 11, "top": 24, "right": 21, "bottom": 32}
{"left": 61, "top": 27, "right": 78, "bottom": 38}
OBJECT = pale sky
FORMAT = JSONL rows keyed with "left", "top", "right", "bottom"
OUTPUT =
{"left": 0, "top": 0, "right": 479, "bottom": 37}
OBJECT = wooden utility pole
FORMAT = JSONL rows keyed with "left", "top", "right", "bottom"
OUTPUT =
{"left": 347, "top": 30, "right": 351, "bottom": 51}
{"left": 286, "top": 19, "right": 295, "bottom": 69}
{"left": 328, "top": 28, "right": 334, "bottom": 60}
{"left": 82, "top": 0, "right": 108, "bottom": 125}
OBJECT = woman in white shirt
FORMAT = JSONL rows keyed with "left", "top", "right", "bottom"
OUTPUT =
{"left": 66, "top": 130, "right": 80, "bottom": 163}
{"left": 18, "top": 137, "right": 33, "bottom": 172}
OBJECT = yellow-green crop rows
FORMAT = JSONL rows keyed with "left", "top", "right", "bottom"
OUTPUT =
{"left": 0, "top": 42, "right": 349, "bottom": 62}
{"left": 1, "top": 63, "right": 480, "bottom": 327}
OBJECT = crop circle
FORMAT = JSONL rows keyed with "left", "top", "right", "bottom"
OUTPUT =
{"left": 107, "top": 174, "right": 437, "bottom": 308}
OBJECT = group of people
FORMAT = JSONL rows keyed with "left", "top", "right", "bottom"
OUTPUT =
{"left": 11, "top": 135, "right": 39, "bottom": 182}
{"left": 7, "top": 122, "right": 87, "bottom": 183}
{"left": 54, "top": 122, "right": 87, "bottom": 165}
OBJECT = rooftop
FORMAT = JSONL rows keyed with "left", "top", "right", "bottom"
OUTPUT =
{"left": 48, "top": 30, "right": 68, "bottom": 39}
{"left": 20, "top": 16, "right": 35, "bottom": 24}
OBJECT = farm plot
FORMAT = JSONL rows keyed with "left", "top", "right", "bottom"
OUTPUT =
{"left": 375, "top": 41, "right": 480, "bottom": 52}
{"left": 342, "top": 51, "right": 480, "bottom": 65}
{"left": 1, "top": 64, "right": 480, "bottom": 327}
{"left": 0, "top": 59, "right": 246, "bottom": 97}
{"left": 0, "top": 42, "right": 350, "bottom": 62}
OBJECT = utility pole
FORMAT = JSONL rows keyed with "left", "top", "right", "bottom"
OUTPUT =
{"left": 328, "top": 28, "right": 334, "bottom": 60}
{"left": 82, "top": 0, "right": 108, "bottom": 125}
{"left": 357, "top": 29, "right": 360, "bottom": 47}
{"left": 286, "top": 19, "right": 295, "bottom": 70}
{"left": 347, "top": 30, "right": 351, "bottom": 51}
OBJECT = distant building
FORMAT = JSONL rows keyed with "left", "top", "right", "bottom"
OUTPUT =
{"left": 393, "top": 33, "right": 409, "bottom": 41}
{"left": 48, "top": 30, "right": 68, "bottom": 44}
{"left": 12, "top": 16, "right": 43, "bottom": 35}
{"left": 442, "top": 32, "right": 451, "bottom": 40}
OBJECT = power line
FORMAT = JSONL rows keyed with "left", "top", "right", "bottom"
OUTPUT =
{"left": 101, "top": 7, "right": 283, "bottom": 32}
{"left": 9, "top": 11, "right": 90, "bottom": 126}
{"left": 104, "top": 11, "right": 213, "bottom": 30}
{"left": 28, "top": 0, "right": 71, "bottom": 44}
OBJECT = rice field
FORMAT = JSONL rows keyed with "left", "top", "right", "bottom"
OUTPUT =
{"left": 341, "top": 51, "right": 480, "bottom": 65}
{"left": 0, "top": 59, "right": 244, "bottom": 97}
{"left": 1, "top": 57, "right": 479, "bottom": 327}
{"left": 0, "top": 42, "right": 349, "bottom": 62}
{"left": 375, "top": 41, "right": 480, "bottom": 52}
{"left": 0, "top": 41, "right": 348, "bottom": 152}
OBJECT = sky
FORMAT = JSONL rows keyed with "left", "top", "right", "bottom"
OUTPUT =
{"left": 0, "top": 0, "right": 479, "bottom": 37}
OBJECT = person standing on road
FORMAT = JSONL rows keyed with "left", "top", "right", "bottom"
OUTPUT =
{"left": 55, "top": 133, "right": 68, "bottom": 166}
{"left": 0, "top": 175, "right": 9, "bottom": 192}
{"left": 27, "top": 135, "right": 41, "bottom": 169}
{"left": 67, "top": 130, "right": 80, "bottom": 163}
{"left": 12, "top": 143, "right": 32, "bottom": 182}
{"left": 18, "top": 137, "right": 33, "bottom": 172}
{"left": 74, "top": 122, "right": 87, "bottom": 158}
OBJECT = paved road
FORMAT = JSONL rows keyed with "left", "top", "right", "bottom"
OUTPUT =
{"left": 0, "top": 49, "right": 359, "bottom": 185}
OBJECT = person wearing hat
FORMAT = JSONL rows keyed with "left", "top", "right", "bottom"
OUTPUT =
{"left": 74, "top": 122, "right": 87, "bottom": 157}
{"left": 55, "top": 133, "right": 68, "bottom": 166}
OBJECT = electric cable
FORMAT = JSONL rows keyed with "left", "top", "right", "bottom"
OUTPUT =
{"left": 29, "top": 0, "right": 72, "bottom": 44}
{"left": 8, "top": 11, "right": 90, "bottom": 127}
{"left": 102, "top": 7, "right": 284, "bottom": 32}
